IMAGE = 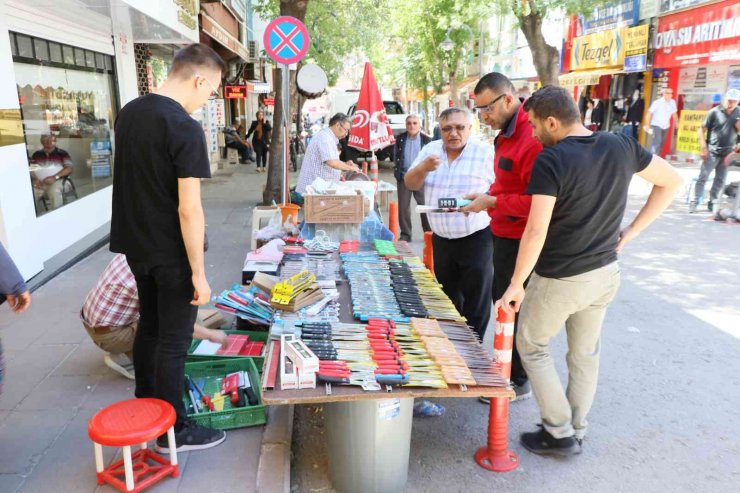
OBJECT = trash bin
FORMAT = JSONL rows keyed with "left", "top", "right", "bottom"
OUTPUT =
{"left": 324, "top": 398, "right": 413, "bottom": 493}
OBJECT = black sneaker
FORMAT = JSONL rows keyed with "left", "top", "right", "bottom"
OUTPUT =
{"left": 707, "top": 200, "right": 714, "bottom": 212}
{"left": 155, "top": 421, "right": 226, "bottom": 453}
{"left": 513, "top": 381, "right": 532, "bottom": 401}
{"left": 520, "top": 427, "right": 581, "bottom": 457}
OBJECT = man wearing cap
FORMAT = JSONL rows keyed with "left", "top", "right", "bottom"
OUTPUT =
{"left": 691, "top": 89, "right": 740, "bottom": 213}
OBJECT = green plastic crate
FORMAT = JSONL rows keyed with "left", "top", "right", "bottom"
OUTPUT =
{"left": 187, "top": 330, "right": 267, "bottom": 370}
{"left": 184, "top": 358, "right": 266, "bottom": 430}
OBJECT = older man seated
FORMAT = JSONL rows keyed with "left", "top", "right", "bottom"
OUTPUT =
{"left": 30, "top": 134, "right": 74, "bottom": 210}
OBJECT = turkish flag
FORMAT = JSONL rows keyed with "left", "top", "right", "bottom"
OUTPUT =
{"left": 348, "top": 62, "right": 395, "bottom": 152}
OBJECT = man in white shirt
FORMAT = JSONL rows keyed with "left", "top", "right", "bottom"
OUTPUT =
{"left": 644, "top": 88, "right": 677, "bottom": 156}
{"left": 404, "top": 107, "right": 495, "bottom": 338}
{"left": 30, "top": 134, "right": 74, "bottom": 210}
{"left": 295, "top": 113, "right": 360, "bottom": 195}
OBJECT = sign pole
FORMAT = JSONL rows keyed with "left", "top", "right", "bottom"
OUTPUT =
{"left": 282, "top": 64, "right": 290, "bottom": 204}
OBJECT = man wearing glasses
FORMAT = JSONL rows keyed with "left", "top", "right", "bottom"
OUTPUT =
{"left": 110, "top": 44, "right": 227, "bottom": 453}
{"left": 393, "top": 114, "right": 431, "bottom": 241}
{"left": 644, "top": 88, "right": 677, "bottom": 156}
{"left": 404, "top": 107, "right": 495, "bottom": 341}
{"left": 462, "top": 72, "right": 543, "bottom": 402}
{"left": 295, "top": 113, "right": 360, "bottom": 196}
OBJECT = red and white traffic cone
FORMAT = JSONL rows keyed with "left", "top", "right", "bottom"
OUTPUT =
{"left": 370, "top": 157, "right": 378, "bottom": 183}
{"left": 474, "top": 306, "right": 519, "bottom": 472}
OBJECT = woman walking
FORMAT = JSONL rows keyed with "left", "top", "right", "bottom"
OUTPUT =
{"left": 246, "top": 110, "right": 271, "bottom": 172}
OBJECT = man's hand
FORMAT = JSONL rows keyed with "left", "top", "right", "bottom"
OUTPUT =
{"left": 700, "top": 146, "right": 708, "bottom": 159}
{"left": 495, "top": 283, "right": 525, "bottom": 315}
{"left": 345, "top": 160, "right": 360, "bottom": 172}
{"left": 6, "top": 291, "right": 31, "bottom": 314}
{"left": 43, "top": 176, "right": 56, "bottom": 185}
{"left": 191, "top": 274, "right": 211, "bottom": 306}
{"left": 423, "top": 156, "right": 441, "bottom": 173}
{"left": 616, "top": 224, "right": 640, "bottom": 253}
{"left": 208, "top": 329, "right": 229, "bottom": 348}
{"left": 462, "top": 193, "right": 496, "bottom": 213}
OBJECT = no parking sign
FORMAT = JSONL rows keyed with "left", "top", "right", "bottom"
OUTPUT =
{"left": 263, "top": 16, "right": 310, "bottom": 65}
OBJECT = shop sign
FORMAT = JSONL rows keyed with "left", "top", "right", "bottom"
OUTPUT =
{"left": 571, "top": 28, "right": 625, "bottom": 70}
{"left": 654, "top": 1, "right": 740, "bottom": 67}
{"left": 264, "top": 98, "right": 275, "bottom": 106}
{"left": 208, "top": 98, "right": 226, "bottom": 128}
{"left": 174, "top": 0, "right": 198, "bottom": 30}
{"left": 729, "top": 65, "right": 740, "bottom": 91}
{"left": 579, "top": 0, "right": 639, "bottom": 35}
{"left": 201, "top": 13, "right": 250, "bottom": 61}
{"left": 658, "top": 0, "right": 714, "bottom": 14}
{"left": 678, "top": 65, "right": 729, "bottom": 95}
{"left": 676, "top": 110, "right": 707, "bottom": 154}
{"left": 224, "top": 85, "right": 247, "bottom": 99}
{"left": 639, "top": 0, "right": 659, "bottom": 20}
{"left": 623, "top": 24, "right": 649, "bottom": 72}
{"left": 248, "top": 81, "right": 271, "bottom": 94}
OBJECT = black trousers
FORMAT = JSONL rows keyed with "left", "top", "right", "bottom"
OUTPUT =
{"left": 226, "top": 141, "right": 252, "bottom": 162}
{"left": 253, "top": 142, "right": 268, "bottom": 168}
{"left": 432, "top": 227, "right": 493, "bottom": 341}
{"left": 126, "top": 259, "right": 197, "bottom": 429}
{"left": 396, "top": 178, "right": 430, "bottom": 241}
{"left": 492, "top": 234, "right": 529, "bottom": 386}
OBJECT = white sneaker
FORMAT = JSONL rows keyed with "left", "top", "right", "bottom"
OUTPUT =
{"left": 104, "top": 353, "right": 135, "bottom": 380}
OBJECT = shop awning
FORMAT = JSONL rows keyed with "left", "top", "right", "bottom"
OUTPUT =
{"left": 559, "top": 69, "right": 622, "bottom": 87}
{"left": 200, "top": 12, "right": 250, "bottom": 62}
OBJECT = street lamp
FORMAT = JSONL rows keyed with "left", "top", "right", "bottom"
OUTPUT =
{"left": 440, "top": 33, "right": 454, "bottom": 52}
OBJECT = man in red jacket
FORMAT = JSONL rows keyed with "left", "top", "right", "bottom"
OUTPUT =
{"left": 463, "top": 72, "right": 543, "bottom": 401}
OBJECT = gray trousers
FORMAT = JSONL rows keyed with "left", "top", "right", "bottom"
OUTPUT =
{"left": 694, "top": 153, "right": 730, "bottom": 203}
{"left": 396, "top": 178, "right": 430, "bottom": 240}
{"left": 517, "top": 262, "right": 621, "bottom": 439}
{"left": 650, "top": 126, "right": 668, "bottom": 155}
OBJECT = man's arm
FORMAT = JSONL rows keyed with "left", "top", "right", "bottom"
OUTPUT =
{"left": 178, "top": 178, "right": 211, "bottom": 306}
{"left": 616, "top": 154, "right": 682, "bottom": 252}
{"left": 0, "top": 243, "right": 31, "bottom": 313}
{"left": 698, "top": 111, "right": 713, "bottom": 158}
{"left": 325, "top": 159, "right": 359, "bottom": 172}
{"left": 404, "top": 155, "right": 440, "bottom": 191}
{"left": 193, "top": 323, "right": 228, "bottom": 347}
{"left": 497, "top": 194, "right": 556, "bottom": 314}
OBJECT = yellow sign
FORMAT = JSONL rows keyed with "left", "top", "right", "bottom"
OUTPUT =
{"left": 676, "top": 110, "right": 707, "bottom": 155}
{"left": 571, "top": 28, "right": 625, "bottom": 70}
{"left": 624, "top": 24, "right": 649, "bottom": 58}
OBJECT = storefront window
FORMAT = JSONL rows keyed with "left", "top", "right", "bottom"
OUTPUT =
{"left": 11, "top": 32, "right": 118, "bottom": 217}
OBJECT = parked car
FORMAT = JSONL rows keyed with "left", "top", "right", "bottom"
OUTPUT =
{"left": 340, "top": 100, "right": 407, "bottom": 163}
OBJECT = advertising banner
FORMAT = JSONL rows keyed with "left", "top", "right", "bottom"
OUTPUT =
{"left": 676, "top": 110, "right": 707, "bottom": 154}
{"left": 678, "top": 65, "right": 729, "bottom": 95}
{"left": 624, "top": 24, "right": 649, "bottom": 72}
{"left": 571, "top": 28, "right": 626, "bottom": 70}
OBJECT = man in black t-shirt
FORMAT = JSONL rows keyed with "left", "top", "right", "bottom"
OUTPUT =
{"left": 496, "top": 86, "right": 682, "bottom": 457}
{"left": 691, "top": 89, "right": 740, "bottom": 213}
{"left": 110, "top": 44, "right": 227, "bottom": 453}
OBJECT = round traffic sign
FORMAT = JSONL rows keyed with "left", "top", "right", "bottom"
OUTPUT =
{"left": 263, "top": 16, "right": 310, "bottom": 65}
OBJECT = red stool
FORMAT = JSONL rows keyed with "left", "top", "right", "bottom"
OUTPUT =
{"left": 88, "top": 398, "right": 179, "bottom": 492}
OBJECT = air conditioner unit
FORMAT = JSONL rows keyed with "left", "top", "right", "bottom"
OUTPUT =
{"left": 248, "top": 41, "right": 258, "bottom": 61}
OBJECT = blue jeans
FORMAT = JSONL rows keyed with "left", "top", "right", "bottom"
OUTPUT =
{"left": 650, "top": 126, "right": 668, "bottom": 155}
{"left": 694, "top": 153, "right": 730, "bottom": 203}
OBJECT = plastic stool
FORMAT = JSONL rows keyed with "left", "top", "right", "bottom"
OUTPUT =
{"left": 88, "top": 398, "right": 178, "bottom": 492}
{"left": 251, "top": 205, "right": 279, "bottom": 250}
{"left": 226, "top": 147, "right": 239, "bottom": 165}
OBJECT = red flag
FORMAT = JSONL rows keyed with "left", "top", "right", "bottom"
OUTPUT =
{"left": 348, "top": 62, "right": 395, "bottom": 152}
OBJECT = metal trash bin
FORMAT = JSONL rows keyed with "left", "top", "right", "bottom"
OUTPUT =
{"left": 324, "top": 397, "right": 413, "bottom": 493}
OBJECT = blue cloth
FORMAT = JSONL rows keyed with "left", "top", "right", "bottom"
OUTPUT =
{"left": 300, "top": 210, "right": 393, "bottom": 242}
{"left": 0, "top": 243, "right": 26, "bottom": 299}
{"left": 403, "top": 135, "right": 422, "bottom": 172}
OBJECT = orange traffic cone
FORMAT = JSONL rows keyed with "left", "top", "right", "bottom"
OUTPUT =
{"left": 474, "top": 307, "right": 519, "bottom": 473}
{"left": 422, "top": 231, "right": 434, "bottom": 275}
{"left": 388, "top": 201, "right": 399, "bottom": 241}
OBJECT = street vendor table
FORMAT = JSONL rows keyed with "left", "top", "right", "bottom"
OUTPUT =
{"left": 262, "top": 277, "right": 513, "bottom": 493}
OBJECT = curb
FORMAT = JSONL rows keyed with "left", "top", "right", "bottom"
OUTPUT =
{"left": 256, "top": 404, "right": 294, "bottom": 493}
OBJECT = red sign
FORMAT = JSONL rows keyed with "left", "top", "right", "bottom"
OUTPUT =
{"left": 347, "top": 62, "right": 395, "bottom": 152}
{"left": 224, "top": 85, "right": 247, "bottom": 99}
{"left": 264, "top": 98, "right": 275, "bottom": 106}
{"left": 653, "top": 0, "right": 740, "bottom": 68}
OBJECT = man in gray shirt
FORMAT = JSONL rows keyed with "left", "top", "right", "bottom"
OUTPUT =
{"left": 393, "top": 115, "right": 431, "bottom": 241}
{"left": 691, "top": 89, "right": 740, "bottom": 213}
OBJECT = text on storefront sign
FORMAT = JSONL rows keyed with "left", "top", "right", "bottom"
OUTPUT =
{"left": 571, "top": 28, "right": 625, "bottom": 69}
{"left": 655, "top": 18, "right": 739, "bottom": 49}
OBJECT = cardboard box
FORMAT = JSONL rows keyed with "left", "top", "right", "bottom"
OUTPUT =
{"left": 303, "top": 192, "right": 364, "bottom": 223}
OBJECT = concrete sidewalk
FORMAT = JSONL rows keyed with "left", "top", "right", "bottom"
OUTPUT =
{"left": 0, "top": 162, "right": 280, "bottom": 493}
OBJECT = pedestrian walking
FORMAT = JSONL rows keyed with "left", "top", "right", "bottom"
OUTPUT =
{"left": 404, "top": 107, "right": 495, "bottom": 341}
{"left": 690, "top": 88, "right": 740, "bottom": 213}
{"left": 497, "top": 86, "right": 682, "bottom": 456}
{"left": 0, "top": 242, "right": 32, "bottom": 395}
{"left": 463, "top": 72, "right": 543, "bottom": 401}
{"left": 644, "top": 88, "right": 677, "bottom": 156}
{"left": 393, "top": 114, "right": 431, "bottom": 242}
{"left": 110, "top": 43, "right": 226, "bottom": 453}
{"left": 246, "top": 110, "right": 272, "bottom": 172}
